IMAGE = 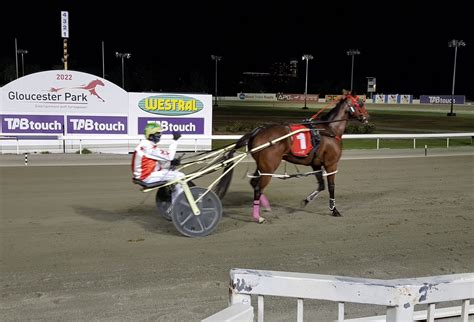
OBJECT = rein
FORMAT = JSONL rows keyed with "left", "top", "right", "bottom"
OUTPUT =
{"left": 309, "top": 100, "right": 339, "bottom": 120}
{"left": 304, "top": 117, "right": 349, "bottom": 143}
{"left": 302, "top": 117, "right": 349, "bottom": 125}
{"left": 179, "top": 142, "right": 236, "bottom": 162}
{"left": 307, "top": 94, "right": 362, "bottom": 122}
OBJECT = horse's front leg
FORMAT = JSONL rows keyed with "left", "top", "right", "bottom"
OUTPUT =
{"left": 301, "top": 166, "right": 325, "bottom": 207}
{"left": 326, "top": 170, "right": 342, "bottom": 217}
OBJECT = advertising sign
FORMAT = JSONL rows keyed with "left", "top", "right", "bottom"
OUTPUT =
{"left": 325, "top": 95, "right": 341, "bottom": 102}
{"left": 137, "top": 117, "right": 204, "bottom": 134}
{"left": 0, "top": 71, "right": 214, "bottom": 151}
{"left": 325, "top": 94, "right": 366, "bottom": 103}
{"left": 61, "top": 11, "right": 69, "bottom": 38}
{"left": 399, "top": 95, "right": 413, "bottom": 104}
{"left": 374, "top": 94, "right": 386, "bottom": 103}
{"left": 387, "top": 94, "right": 399, "bottom": 104}
{"left": 67, "top": 116, "right": 127, "bottom": 134}
{"left": 129, "top": 92, "right": 212, "bottom": 149}
{"left": 0, "top": 70, "right": 128, "bottom": 136}
{"left": 419, "top": 95, "right": 465, "bottom": 104}
{"left": 1, "top": 114, "right": 64, "bottom": 134}
{"left": 238, "top": 93, "right": 276, "bottom": 101}
{"left": 1, "top": 70, "right": 127, "bottom": 115}
{"left": 276, "top": 93, "right": 319, "bottom": 102}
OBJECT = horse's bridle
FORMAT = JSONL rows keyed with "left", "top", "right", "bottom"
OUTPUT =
{"left": 347, "top": 96, "right": 368, "bottom": 123}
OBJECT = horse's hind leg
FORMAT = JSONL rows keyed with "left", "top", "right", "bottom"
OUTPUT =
{"left": 250, "top": 171, "right": 269, "bottom": 223}
{"left": 260, "top": 194, "right": 271, "bottom": 212}
{"left": 250, "top": 174, "right": 261, "bottom": 221}
{"left": 326, "top": 170, "right": 342, "bottom": 217}
{"left": 302, "top": 165, "right": 325, "bottom": 207}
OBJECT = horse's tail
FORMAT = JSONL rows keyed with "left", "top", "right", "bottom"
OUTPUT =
{"left": 214, "top": 127, "right": 263, "bottom": 199}
{"left": 212, "top": 148, "right": 237, "bottom": 199}
{"left": 234, "top": 126, "right": 264, "bottom": 152}
{"left": 213, "top": 160, "right": 233, "bottom": 199}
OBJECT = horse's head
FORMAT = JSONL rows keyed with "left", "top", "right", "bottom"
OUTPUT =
{"left": 342, "top": 93, "right": 369, "bottom": 124}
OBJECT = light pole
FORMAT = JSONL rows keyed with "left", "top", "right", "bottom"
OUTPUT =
{"left": 115, "top": 52, "right": 131, "bottom": 89}
{"left": 346, "top": 49, "right": 360, "bottom": 92}
{"left": 17, "top": 49, "right": 28, "bottom": 77}
{"left": 14, "top": 38, "right": 19, "bottom": 79}
{"left": 211, "top": 55, "right": 222, "bottom": 107}
{"left": 447, "top": 39, "right": 465, "bottom": 117}
{"left": 102, "top": 41, "right": 105, "bottom": 78}
{"left": 302, "top": 54, "right": 313, "bottom": 109}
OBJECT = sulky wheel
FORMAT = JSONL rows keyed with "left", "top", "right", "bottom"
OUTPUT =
{"left": 155, "top": 187, "right": 172, "bottom": 221}
{"left": 155, "top": 182, "right": 195, "bottom": 221}
{"left": 171, "top": 187, "right": 222, "bottom": 237}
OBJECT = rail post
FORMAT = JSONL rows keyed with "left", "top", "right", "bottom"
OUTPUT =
{"left": 338, "top": 302, "right": 345, "bottom": 322}
{"left": 386, "top": 301, "right": 415, "bottom": 322}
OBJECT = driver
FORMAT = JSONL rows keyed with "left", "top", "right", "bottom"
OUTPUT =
{"left": 132, "top": 123, "right": 184, "bottom": 204}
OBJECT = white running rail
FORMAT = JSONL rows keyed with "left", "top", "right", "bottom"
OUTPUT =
{"left": 1, "top": 133, "right": 473, "bottom": 154}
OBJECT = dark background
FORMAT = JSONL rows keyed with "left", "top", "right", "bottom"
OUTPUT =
{"left": 1, "top": 1, "right": 472, "bottom": 99}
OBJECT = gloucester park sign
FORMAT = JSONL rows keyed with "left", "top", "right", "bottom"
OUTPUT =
{"left": 0, "top": 70, "right": 212, "bottom": 143}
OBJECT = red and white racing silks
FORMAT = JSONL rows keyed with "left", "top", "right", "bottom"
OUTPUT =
{"left": 132, "top": 140, "right": 178, "bottom": 181}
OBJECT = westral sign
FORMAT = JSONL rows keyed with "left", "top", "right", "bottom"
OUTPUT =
{"left": 420, "top": 95, "right": 465, "bottom": 104}
{"left": 130, "top": 92, "right": 212, "bottom": 139}
{"left": 138, "top": 95, "right": 204, "bottom": 116}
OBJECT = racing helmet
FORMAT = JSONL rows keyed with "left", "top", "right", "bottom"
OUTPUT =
{"left": 144, "top": 123, "right": 162, "bottom": 139}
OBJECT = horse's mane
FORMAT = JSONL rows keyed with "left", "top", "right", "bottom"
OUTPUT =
{"left": 319, "top": 97, "right": 346, "bottom": 121}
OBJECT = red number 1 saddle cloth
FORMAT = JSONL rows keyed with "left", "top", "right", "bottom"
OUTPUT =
{"left": 289, "top": 124, "right": 313, "bottom": 157}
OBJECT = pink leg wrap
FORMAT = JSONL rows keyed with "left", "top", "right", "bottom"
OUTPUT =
{"left": 252, "top": 200, "right": 260, "bottom": 220}
{"left": 260, "top": 194, "right": 271, "bottom": 211}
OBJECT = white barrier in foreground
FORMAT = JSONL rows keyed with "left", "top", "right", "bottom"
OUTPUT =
{"left": 203, "top": 268, "right": 474, "bottom": 322}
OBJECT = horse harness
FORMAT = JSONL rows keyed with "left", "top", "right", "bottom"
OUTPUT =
{"left": 293, "top": 122, "right": 342, "bottom": 159}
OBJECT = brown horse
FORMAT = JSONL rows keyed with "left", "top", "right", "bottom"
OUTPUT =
{"left": 229, "top": 93, "right": 369, "bottom": 223}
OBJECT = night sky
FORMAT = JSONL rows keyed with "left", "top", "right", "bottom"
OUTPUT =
{"left": 1, "top": 1, "right": 472, "bottom": 99}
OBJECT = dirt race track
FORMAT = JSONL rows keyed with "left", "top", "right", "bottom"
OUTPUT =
{"left": 1, "top": 149, "right": 473, "bottom": 321}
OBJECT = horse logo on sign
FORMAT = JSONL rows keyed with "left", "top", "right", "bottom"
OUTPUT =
{"left": 49, "top": 79, "right": 105, "bottom": 102}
